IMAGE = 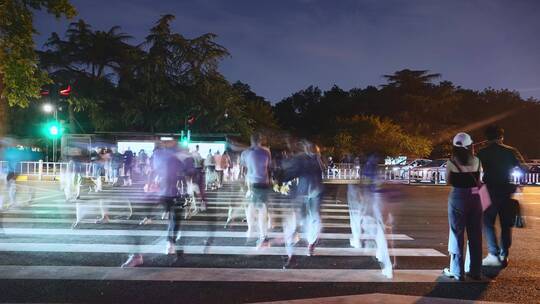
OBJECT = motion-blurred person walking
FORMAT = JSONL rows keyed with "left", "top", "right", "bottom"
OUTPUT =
{"left": 220, "top": 150, "right": 232, "bottom": 183}
{"left": 191, "top": 145, "right": 207, "bottom": 210}
{"left": 240, "top": 133, "right": 272, "bottom": 247}
{"left": 214, "top": 150, "right": 223, "bottom": 188}
{"left": 347, "top": 154, "right": 393, "bottom": 279}
{"left": 138, "top": 149, "right": 148, "bottom": 177}
{"left": 1, "top": 138, "right": 22, "bottom": 208}
{"left": 279, "top": 140, "right": 324, "bottom": 268}
{"left": 122, "top": 142, "right": 184, "bottom": 267}
{"left": 111, "top": 147, "right": 123, "bottom": 186}
{"left": 123, "top": 147, "right": 134, "bottom": 186}
{"left": 204, "top": 149, "right": 217, "bottom": 190}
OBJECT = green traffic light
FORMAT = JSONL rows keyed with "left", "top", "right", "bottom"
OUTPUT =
{"left": 43, "top": 121, "right": 63, "bottom": 138}
{"left": 50, "top": 125, "right": 59, "bottom": 136}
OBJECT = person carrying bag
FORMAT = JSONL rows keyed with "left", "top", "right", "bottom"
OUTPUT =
{"left": 443, "top": 132, "right": 483, "bottom": 281}
{"left": 477, "top": 125, "right": 527, "bottom": 267}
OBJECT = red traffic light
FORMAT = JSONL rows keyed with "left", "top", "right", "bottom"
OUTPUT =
{"left": 40, "top": 89, "right": 50, "bottom": 96}
{"left": 187, "top": 116, "right": 195, "bottom": 125}
{"left": 59, "top": 85, "right": 72, "bottom": 96}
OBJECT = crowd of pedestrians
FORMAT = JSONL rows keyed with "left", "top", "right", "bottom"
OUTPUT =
{"left": 0, "top": 125, "right": 527, "bottom": 279}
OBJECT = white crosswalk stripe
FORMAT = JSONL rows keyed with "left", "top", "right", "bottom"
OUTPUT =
{"left": 0, "top": 266, "right": 464, "bottom": 283}
{"left": 0, "top": 182, "right": 448, "bottom": 283}
{"left": 0, "top": 243, "right": 443, "bottom": 256}
{"left": 1, "top": 228, "right": 413, "bottom": 240}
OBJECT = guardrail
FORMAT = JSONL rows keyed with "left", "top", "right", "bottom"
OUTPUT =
{"left": 0, "top": 161, "right": 96, "bottom": 180}
{"left": 325, "top": 163, "right": 540, "bottom": 185}
{"left": 512, "top": 173, "right": 540, "bottom": 185}
{"left": 2, "top": 160, "right": 539, "bottom": 185}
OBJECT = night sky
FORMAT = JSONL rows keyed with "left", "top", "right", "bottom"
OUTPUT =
{"left": 34, "top": 0, "right": 540, "bottom": 103}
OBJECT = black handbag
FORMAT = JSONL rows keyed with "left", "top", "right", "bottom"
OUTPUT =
{"left": 509, "top": 199, "right": 525, "bottom": 228}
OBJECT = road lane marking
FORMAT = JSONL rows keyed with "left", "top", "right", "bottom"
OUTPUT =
{"left": 0, "top": 266, "right": 462, "bottom": 282}
{"left": 0, "top": 243, "right": 444, "bottom": 256}
{"left": 0, "top": 217, "right": 373, "bottom": 229}
{"left": 0, "top": 228, "right": 413, "bottom": 240}
{"left": 23, "top": 203, "right": 352, "bottom": 213}
{"left": 0, "top": 209, "right": 355, "bottom": 220}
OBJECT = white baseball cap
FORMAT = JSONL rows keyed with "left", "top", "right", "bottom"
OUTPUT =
{"left": 453, "top": 132, "right": 473, "bottom": 147}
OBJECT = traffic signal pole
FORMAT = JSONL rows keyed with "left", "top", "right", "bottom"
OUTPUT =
{"left": 53, "top": 109, "right": 58, "bottom": 162}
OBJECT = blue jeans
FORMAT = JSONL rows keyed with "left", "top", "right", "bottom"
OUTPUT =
{"left": 448, "top": 188, "right": 483, "bottom": 277}
{"left": 484, "top": 186, "right": 514, "bottom": 257}
{"left": 302, "top": 194, "right": 321, "bottom": 245}
{"left": 161, "top": 196, "right": 182, "bottom": 243}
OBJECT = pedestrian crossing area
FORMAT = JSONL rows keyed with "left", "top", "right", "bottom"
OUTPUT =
{"left": 0, "top": 181, "right": 455, "bottom": 283}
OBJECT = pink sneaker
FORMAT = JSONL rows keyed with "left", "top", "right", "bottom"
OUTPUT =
{"left": 121, "top": 254, "right": 143, "bottom": 267}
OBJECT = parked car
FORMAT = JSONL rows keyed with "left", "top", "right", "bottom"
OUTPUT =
{"left": 388, "top": 158, "right": 432, "bottom": 179}
{"left": 409, "top": 159, "right": 447, "bottom": 183}
{"left": 528, "top": 165, "right": 540, "bottom": 173}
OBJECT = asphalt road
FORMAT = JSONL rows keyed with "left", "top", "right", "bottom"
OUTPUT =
{"left": 0, "top": 180, "right": 538, "bottom": 303}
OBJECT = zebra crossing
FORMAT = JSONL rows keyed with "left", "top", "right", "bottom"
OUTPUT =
{"left": 0, "top": 181, "right": 453, "bottom": 283}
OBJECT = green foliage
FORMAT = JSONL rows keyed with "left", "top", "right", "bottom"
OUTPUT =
{"left": 35, "top": 15, "right": 278, "bottom": 138}
{"left": 274, "top": 70, "right": 540, "bottom": 158}
{"left": 0, "top": 0, "right": 76, "bottom": 107}
{"left": 329, "top": 115, "right": 432, "bottom": 158}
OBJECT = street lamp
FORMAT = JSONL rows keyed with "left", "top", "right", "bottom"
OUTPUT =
{"left": 43, "top": 103, "right": 54, "bottom": 114}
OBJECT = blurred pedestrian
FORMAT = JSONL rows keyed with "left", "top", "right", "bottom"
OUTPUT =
{"left": 138, "top": 149, "right": 148, "bottom": 177}
{"left": 214, "top": 150, "right": 223, "bottom": 188}
{"left": 240, "top": 133, "right": 272, "bottom": 247}
{"left": 122, "top": 142, "right": 184, "bottom": 267}
{"left": 123, "top": 147, "right": 134, "bottom": 186}
{"left": 1, "top": 139, "right": 21, "bottom": 207}
{"left": 111, "top": 147, "right": 123, "bottom": 186}
{"left": 191, "top": 145, "right": 207, "bottom": 210}
{"left": 279, "top": 140, "right": 324, "bottom": 268}
{"left": 221, "top": 150, "right": 232, "bottom": 183}
{"left": 347, "top": 154, "right": 393, "bottom": 279}
{"left": 90, "top": 147, "right": 101, "bottom": 178}
{"left": 204, "top": 149, "right": 217, "bottom": 190}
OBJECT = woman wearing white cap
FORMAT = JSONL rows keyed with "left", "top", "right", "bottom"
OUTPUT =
{"left": 443, "top": 132, "right": 483, "bottom": 281}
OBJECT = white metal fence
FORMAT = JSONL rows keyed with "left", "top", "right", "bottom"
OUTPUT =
{"left": 0, "top": 161, "right": 94, "bottom": 180}
{"left": 325, "top": 163, "right": 540, "bottom": 185}
{"left": 1, "top": 160, "right": 539, "bottom": 185}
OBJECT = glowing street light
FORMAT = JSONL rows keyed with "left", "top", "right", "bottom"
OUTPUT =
{"left": 43, "top": 103, "right": 54, "bottom": 114}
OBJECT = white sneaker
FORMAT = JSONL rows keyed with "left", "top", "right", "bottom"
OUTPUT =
{"left": 349, "top": 238, "right": 361, "bottom": 249}
{"left": 166, "top": 242, "right": 176, "bottom": 255}
{"left": 121, "top": 254, "right": 143, "bottom": 267}
{"left": 482, "top": 253, "right": 502, "bottom": 266}
{"left": 256, "top": 237, "right": 269, "bottom": 249}
{"left": 139, "top": 217, "right": 152, "bottom": 225}
{"left": 95, "top": 216, "right": 110, "bottom": 224}
{"left": 499, "top": 255, "right": 508, "bottom": 267}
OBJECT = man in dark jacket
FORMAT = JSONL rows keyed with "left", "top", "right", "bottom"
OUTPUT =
{"left": 477, "top": 125, "right": 526, "bottom": 267}
{"left": 279, "top": 140, "right": 324, "bottom": 267}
